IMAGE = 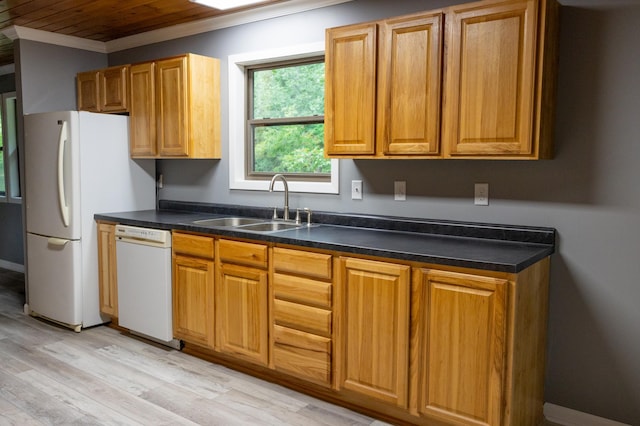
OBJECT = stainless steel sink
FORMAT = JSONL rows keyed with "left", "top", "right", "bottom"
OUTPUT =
{"left": 236, "top": 221, "right": 303, "bottom": 232}
{"left": 192, "top": 217, "right": 265, "bottom": 227}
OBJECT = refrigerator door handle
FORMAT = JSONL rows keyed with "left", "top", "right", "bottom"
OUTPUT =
{"left": 57, "top": 120, "right": 70, "bottom": 227}
{"left": 47, "top": 237, "right": 69, "bottom": 247}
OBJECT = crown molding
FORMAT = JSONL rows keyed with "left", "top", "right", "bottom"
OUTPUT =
{"left": 1, "top": 0, "right": 353, "bottom": 56}
{"left": 1, "top": 25, "right": 106, "bottom": 53}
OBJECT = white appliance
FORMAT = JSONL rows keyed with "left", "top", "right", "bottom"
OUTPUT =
{"left": 24, "top": 111, "right": 155, "bottom": 331}
{"left": 115, "top": 225, "right": 179, "bottom": 349}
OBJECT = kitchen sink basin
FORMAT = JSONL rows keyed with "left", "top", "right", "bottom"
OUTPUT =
{"left": 236, "top": 221, "right": 304, "bottom": 232}
{"left": 192, "top": 217, "right": 265, "bottom": 227}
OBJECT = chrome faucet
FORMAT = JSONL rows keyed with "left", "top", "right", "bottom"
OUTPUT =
{"left": 269, "top": 174, "right": 289, "bottom": 220}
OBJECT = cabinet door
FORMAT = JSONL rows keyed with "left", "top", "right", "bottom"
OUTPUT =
{"left": 216, "top": 263, "right": 268, "bottom": 366}
{"left": 129, "top": 62, "right": 157, "bottom": 157}
{"left": 325, "top": 23, "right": 377, "bottom": 155}
{"left": 443, "top": 0, "right": 538, "bottom": 157}
{"left": 100, "top": 66, "right": 128, "bottom": 113}
{"left": 173, "top": 254, "right": 215, "bottom": 348}
{"left": 77, "top": 71, "right": 99, "bottom": 112}
{"left": 156, "top": 56, "right": 189, "bottom": 157}
{"left": 378, "top": 13, "right": 443, "bottom": 156}
{"left": 413, "top": 269, "right": 507, "bottom": 425}
{"left": 97, "top": 222, "right": 117, "bottom": 317}
{"left": 337, "top": 257, "right": 410, "bottom": 407}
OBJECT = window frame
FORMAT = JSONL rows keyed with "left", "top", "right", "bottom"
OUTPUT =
{"left": 228, "top": 42, "right": 339, "bottom": 194}
{"left": 0, "top": 91, "right": 20, "bottom": 204}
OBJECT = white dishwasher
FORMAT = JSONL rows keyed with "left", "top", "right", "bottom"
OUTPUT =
{"left": 115, "top": 225, "right": 180, "bottom": 349}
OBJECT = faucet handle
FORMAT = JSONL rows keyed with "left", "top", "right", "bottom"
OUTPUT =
{"left": 303, "top": 207, "right": 312, "bottom": 227}
{"left": 272, "top": 207, "right": 278, "bottom": 220}
{"left": 295, "top": 208, "right": 301, "bottom": 225}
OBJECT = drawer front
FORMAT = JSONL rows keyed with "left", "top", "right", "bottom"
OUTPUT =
{"left": 273, "top": 247, "right": 332, "bottom": 279}
{"left": 273, "top": 324, "right": 331, "bottom": 385}
{"left": 273, "top": 344, "right": 331, "bottom": 386}
{"left": 172, "top": 232, "right": 214, "bottom": 259}
{"left": 273, "top": 324, "right": 331, "bottom": 353}
{"left": 273, "top": 273, "right": 332, "bottom": 308}
{"left": 219, "top": 239, "right": 268, "bottom": 268}
{"left": 274, "top": 299, "right": 332, "bottom": 336}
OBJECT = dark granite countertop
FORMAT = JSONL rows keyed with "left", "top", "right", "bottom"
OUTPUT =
{"left": 94, "top": 200, "right": 555, "bottom": 273}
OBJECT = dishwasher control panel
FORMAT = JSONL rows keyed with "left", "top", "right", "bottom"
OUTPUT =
{"left": 115, "top": 225, "right": 171, "bottom": 247}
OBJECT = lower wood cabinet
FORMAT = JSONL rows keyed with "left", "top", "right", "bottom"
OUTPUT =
{"left": 216, "top": 239, "right": 269, "bottom": 366}
{"left": 271, "top": 247, "right": 334, "bottom": 386}
{"left": 412, "top": 268, "right": 508, "bottom": 425}
{"left": 96, "top": 222, "right": 118, "bottom": 317}
{"left": 336, "top": 256, "right": 411, "bottom": 407}
{"left": 172, "top": 232, "right": 215, "bottom": 348}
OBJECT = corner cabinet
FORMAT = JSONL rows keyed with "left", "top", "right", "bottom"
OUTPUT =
{"left": 324, "top": 0, "right": 559, "bottom": 160}
{"left": 77, "top": 65, "right": 129, "bottom": 113}
{"left": 172, "top": 232, "right": 215, "bottom": 349}
{"left": 96, "top": 222, "right": 118, "bottom": 317}
{"left": 129, "top": 53, "right": 221, "bottom": 159}
{"left": 336, "top": 257, "right": 411, "bottom": 407}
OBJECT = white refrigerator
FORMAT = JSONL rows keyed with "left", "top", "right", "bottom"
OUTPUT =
{"left": 24, "top": 111, "right": 155, "bottom": 331}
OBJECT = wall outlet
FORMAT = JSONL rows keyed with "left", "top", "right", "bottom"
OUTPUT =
{"left": 352, "top": 180, "right": 363, "bottom": 200}
{"left": 474, "top": 183, "right": 489, "bottom": 205}
{"left": 394, "top": 181, "right": 406, "bottom": 201}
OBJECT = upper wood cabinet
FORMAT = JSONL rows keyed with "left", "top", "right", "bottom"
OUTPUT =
{"left": 324, "top": 0, "right": 559, "bottom": 160}
{"left": 325, "top": 12, "right": 442, "bottom": 157}
{"left": 77, "top": 65, "right": 129, "bottom": 113}
{"left": 443, "top": 0, "right": 559, "bottom": 158}
{"left": 129, "top": 53, "right": 221, "bottom": 159}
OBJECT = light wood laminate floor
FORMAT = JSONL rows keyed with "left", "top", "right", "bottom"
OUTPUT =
{"left": 0, "top": 268, "right": 386, "bottom": 425}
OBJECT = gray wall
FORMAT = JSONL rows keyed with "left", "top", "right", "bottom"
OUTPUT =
{"left": 0, "top": 73, "right": 21, "bottom": 267}
{"left": 13, "top": 0, "right": 639, "bottom": 423}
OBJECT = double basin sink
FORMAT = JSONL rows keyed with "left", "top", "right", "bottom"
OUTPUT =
{"left": 188, "top": 217, "right": 309, "bottom": 233}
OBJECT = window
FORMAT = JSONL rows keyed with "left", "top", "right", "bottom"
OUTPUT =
{"left": 0, "top": 91, "right": 20, "bottom": 204}
{"left": 229, "top": 43, "right": 339, "bottom": 194}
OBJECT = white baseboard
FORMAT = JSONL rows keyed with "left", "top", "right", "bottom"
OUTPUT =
{"left": 545, "top": 403, "right": 631, "bottom": 426}
{"left": 0, "top": 259, "right": 24, "bottom": 273}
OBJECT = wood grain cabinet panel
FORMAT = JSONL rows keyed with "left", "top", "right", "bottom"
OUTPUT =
{"left": 216, "top": 262, "right": 269, "bottom": 366}
{"left": 96, "top": 222, "right": 117, "bottom": 317}
{"left": 413, "top": 268, "right": 508, "bottom": 425}
{"left": 442, "top": 0, "right": 558, "bottom": 158}
{"left": 271, "top": 247, "right": 334, "bottom": 387}
{"left": 325, "top": 0, "right": 559, "bottom": 160}
{"left": 172, "top": 232, "right": 215, "bottom": 349}
{"left": 216, "top": 239, "right": 269, "bottom": 366}
{"left": 129, "top": 53, "right": 221, "bottom": 159}
{"left": 325, "top": 13, "right": 442, "bottom": 158}
{"left": 129, "top": 62, "right": 156, "bottom": 157}
{"left": 337, "top": 257, "right": 410, "bottom": 407}
{"left": 77, "top": 65, "right": 129, "bottom": 113}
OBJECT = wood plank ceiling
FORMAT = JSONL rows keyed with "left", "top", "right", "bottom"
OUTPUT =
{"left": 0, "top": 0, "right": 285, "bottom": 66}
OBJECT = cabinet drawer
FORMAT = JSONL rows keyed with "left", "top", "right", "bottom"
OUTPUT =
{"left": 273, "top": 325, "right": 331, "bottom": 385}
{"left": 274, "top": 299, "right": 331, "bottom": 336}
{"left": 273, "top": 247, "right": 332, "bottom": 279}
{"left": 273, "top": 273, "right": 332, "bottom": 308}
{"left": 172, "top": 232, "right": 214, "bottom": 259}
{"left": 219, "top": 239, "right": 267, "bottom": 268}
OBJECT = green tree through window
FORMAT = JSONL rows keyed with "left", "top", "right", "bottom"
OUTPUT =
{"left": 248, "top": 59, "right": 329, "bottom": 178}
